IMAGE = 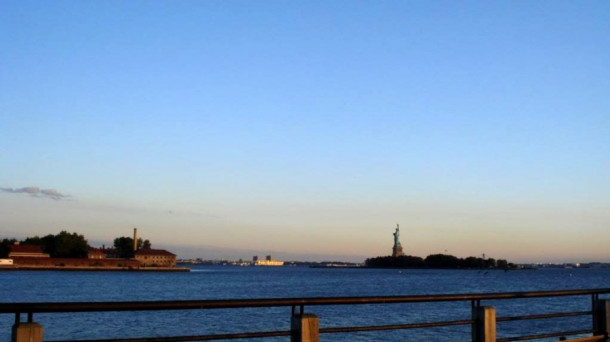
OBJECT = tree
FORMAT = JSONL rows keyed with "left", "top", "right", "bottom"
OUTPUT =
{"left": 21, "top": 231, "right": 89, "bottom": 258}
{"left": 23, "top": 234, "right": 56, "bottom": 255}
{"left": 497, "top": 259, "right": 509, "bottom": 269}
{"left": 114, "top": 237, "right": 134, "bottom": 258}
{"left": 366, "top": 252, "right": 514, "bottom": 270}
{"left": 425, "top": 254, "right": 461, "bottom": 268}
{"left": 365, "top": 255, "right": 425, "bottom": 268}
{"left": 485, "top": 258, "right": 497, "bottom": 268}
{"left": 462, "top": 256, "right": 485, "bottom": 268}
{"left": 0, "top": 238, "right": 17, "bottom": 258}
{"left": 53, "top": 231, "right": 89, "bottom": 258}
{"left": 113, "top": 237, "right": 146, "bottom": 258}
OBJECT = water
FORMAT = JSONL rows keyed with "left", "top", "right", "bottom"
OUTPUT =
{"left": 1, "top": 266, "right": 609, "bottom": 341}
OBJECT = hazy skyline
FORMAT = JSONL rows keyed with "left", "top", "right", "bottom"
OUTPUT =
{"left": 1, "top": 1, "right": 608, "bottom": 263}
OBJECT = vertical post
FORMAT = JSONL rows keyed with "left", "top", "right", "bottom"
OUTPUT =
{"left": 12, "top": 322, "right": 43, "bottom": 342}
{"left": 472, "top": 306, "right": 496, "bottom": 342}
{"left": 291, "top": 313, "right": 319, "bottom": 342}
{"left": 593, "top": 299, "right": 610, "bottom": 337}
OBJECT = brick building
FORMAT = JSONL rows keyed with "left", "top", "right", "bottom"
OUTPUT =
{"left": 8, "top": 244, "right": 50, "bottom": 258}
{"left": 134, "top": 249, "right": 177, "bottom": 267}
{"left": 87, "top": 249, "right": 106, "bottom": 259}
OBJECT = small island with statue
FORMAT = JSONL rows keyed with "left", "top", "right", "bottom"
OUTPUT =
{"left": 366, "top": 225, "right": 517, "bottom": 269}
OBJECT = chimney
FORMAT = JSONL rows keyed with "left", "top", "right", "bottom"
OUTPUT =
{"left": 133, "top": 228, "right": 138, "bottom": 252}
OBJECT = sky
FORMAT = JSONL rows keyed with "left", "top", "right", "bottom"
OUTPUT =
{"left": 1, "top": 1, "right": 609, "bottom": 263}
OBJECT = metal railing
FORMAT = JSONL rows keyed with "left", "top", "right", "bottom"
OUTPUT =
{"left": 2, "top": 288, "right": 610, "bottom": 342}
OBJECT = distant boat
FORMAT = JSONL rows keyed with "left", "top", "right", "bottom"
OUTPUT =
{"left": 252, "top": 255, "right": 284, "bottom": 266}
{"left": 253, "top": 259, "right": 284, "bottom": 266}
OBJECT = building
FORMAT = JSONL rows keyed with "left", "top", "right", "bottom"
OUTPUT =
{"left": 135, "top": 249, "right": 177, "bottom": 267}
{"left": 8, "top": 243, "right": 50, "bottom": 258}
{"left": 252, "top": 255, "right": 284, "bottom": 266}
{"left": 87, "top": 249, "right": 106, "bottom": 259}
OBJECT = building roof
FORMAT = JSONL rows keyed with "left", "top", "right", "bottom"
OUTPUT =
{"left": 135, "top": 249, "right": 176, "bottom": 257}
{"left": 9, "top": 244, "right": 45, "bottom": 254}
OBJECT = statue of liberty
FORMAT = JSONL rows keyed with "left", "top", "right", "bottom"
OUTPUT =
{"left": 393, "top": 224, "right": 401, "bottom": 247}
{"left": 392, "top": 224, "right": 403, "bottom": 257}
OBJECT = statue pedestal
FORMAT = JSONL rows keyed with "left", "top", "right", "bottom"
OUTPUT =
{"left": 392, "top": 245, "right": 403, "bottom": 257}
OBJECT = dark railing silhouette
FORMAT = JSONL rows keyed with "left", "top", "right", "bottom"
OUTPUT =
{"left": 2, "top": 288, "right": 610, "bottom": 342}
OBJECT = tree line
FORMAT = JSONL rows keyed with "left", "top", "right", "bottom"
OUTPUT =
{"left": 0, "top": 231, "right": 152, "bottom": 259}
{"left": 365, "top": 253, "right": 516, "bottom": 269}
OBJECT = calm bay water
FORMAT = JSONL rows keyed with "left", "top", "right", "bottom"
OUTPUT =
{"left": 1, "top": 266, "right": 609, "bottom": 341}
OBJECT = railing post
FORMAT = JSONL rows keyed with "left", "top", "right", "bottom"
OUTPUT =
{"left": 472, "top": 306, "right": 496, "bottom": 342}
{"left": 593, "top": 299, "right": 610, "bottom": 337}
{"left": 291, "top": 313, "right": 319, "bottom": 342}
{"left": 12, "top": 319, "right": 43, "bottom": 342}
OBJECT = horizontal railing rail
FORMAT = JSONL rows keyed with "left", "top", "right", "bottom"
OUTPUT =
{"left": 3, "top": 288, "right": 610, "bottom": 313}
{"left": 2, "top": 288, "right": 610, "bottom": 342}
{"left": 497, "top": 310, "right": 593, "bottom": 322}
{"left": 497, "top": 329, "right": 596, "bottom": 342}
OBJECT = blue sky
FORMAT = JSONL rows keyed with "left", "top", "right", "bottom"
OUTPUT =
{"left": 1, "top": 1, "right": 609, "bottom": 262}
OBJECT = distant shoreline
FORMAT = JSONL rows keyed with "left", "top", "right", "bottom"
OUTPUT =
{"left": 361, "top": 266, "right": 530, "bottom": 271}
{"left": 0, "top": 265, "right": 190, "bottom": 272}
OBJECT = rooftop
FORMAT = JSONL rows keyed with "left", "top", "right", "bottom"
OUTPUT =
{"left": 135, "top": 249, "right": 176, "bottom": 257}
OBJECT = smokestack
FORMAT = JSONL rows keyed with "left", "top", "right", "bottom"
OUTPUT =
{"left": 133, "top": 228, "right": 138, "bottom": 252}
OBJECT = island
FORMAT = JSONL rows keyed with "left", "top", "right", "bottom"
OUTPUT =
{"left": 0, "top": 229, "right": 189, "bottom": 272}
{"left": 366, "top": 225, "right": 517, "bottom": 269}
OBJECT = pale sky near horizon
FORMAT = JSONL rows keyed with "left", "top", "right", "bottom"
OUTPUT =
{"left": 1, "top": 1, "right": 609, "bottom": 263}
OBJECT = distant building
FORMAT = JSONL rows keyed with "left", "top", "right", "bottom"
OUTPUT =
{"left": 8, "top": 243, "right": 50, "bottom": 258}
{"left": 98, "top": 248, "right": 118, "bottom": 258}
{"left": 252, "top": 255, "right": 284, "bottom": 266}
{"left": 87, "top": 249, "right": 106, "bottom": 259}
{"left": 135, "top": 249, "right": 177, "bottom": 267}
